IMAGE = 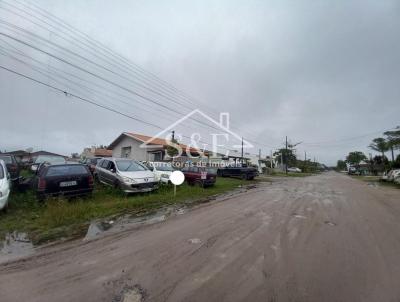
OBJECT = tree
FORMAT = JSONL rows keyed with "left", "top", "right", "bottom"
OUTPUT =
{"left": 166, "top": 137, "right": 180, "bottom": 158}
{"left": 273, "top": 148, "right": 296, "bottom": 168}
{"left": 369, "top": 137, "right": 389, "bottom": 160}
{"left": 384, "top": 127, "right": 400, "bottom": 162}
{"left": 346, "top": 151, "right": 367, "bottom": 165}
{"left": 336, "top": 160, "right": 347, "bottom": 171}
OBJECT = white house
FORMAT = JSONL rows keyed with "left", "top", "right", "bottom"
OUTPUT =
{"left": 108, "top": 132, "right": 209, "bottom": 162}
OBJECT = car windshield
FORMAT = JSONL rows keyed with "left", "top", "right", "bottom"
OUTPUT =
{"left": 46, "top": 165, "right": 88, "bottom": 177}
{"left": 0, "top": 155, "right": 12, "bottom": 164}
{"left": 35, "top": 155, "right": 65, "bottom": 164}
{"left": 116, "top": 160, "right": 147, "bottom": 172}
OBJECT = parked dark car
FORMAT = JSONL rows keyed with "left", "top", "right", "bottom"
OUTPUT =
{"left": 0, "top": 154, "right": 20, "bottom": 183}
{"left": 34, "top": 163, "right": 94, "bottom": 200}
{"left": 82, "top": 157, "right": 102, "bottom": 174}
{"left": 217, "top": 165, "right": 258, "bottom": 180}
{"left": 182, "top": 166, "right": 217, "bottom": 187}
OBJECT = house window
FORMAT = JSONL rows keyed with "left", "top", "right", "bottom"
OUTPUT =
{"left": 148, "top": 151, "right": 162, "bottom": 161}
{"left": 121, "top": 146, "right": 131, "bottom": 158}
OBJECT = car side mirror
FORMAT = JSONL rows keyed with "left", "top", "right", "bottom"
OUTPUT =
{"left": 7, "top": 172, "right": 10, "bottom": 180}
{"left": 110, "top": 168, "right": 116, "bottom": 173}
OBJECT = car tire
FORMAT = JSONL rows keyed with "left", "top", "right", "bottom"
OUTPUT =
{"left": 114, "top": 180, "right": 121, "bottom": 189}
{"left": 241, "top": 174, "right": 247, "bottom": 180}
{"left": 2, "top": 201, "right": 8, "bottom": 213}
{"left": 194, "top": 180, "right": 204, "bottom": 188}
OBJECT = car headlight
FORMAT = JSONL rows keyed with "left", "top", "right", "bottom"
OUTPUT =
{"left": 121, "top": 176, "right": 136, "bottom": 184}
{"left": 161, "top": 174, "right": 169, "bottom": 178}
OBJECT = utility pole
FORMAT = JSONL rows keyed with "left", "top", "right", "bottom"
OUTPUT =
{"left": 258, "top": 149, "right": 261, "bottom": 173}
{"left": 285, "top": 136, "right": 288, "bottom": 175}
{"left": 270, "top": 150, "right": 273, "bottom": 169}
{"left": 241, "top": 137, "right": 244, "bottom": 164}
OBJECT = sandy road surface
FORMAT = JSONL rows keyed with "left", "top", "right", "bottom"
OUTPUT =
{"left": 1, "top": 172, "right": 400, "bottom": 302}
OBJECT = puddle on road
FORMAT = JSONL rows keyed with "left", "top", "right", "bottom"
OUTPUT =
{"left": 188, "top": 238, "right": 202, "bottom": 244}
{"left": 292, "top": 213, "right": 307, "bottom": 219}
{"left": 0, "top": 232, "right": 34, "bottom": 263}
{"left": 112, "top": 284, "right": 145, "bottom": 302}
{"left": 84, "top": 207, "right": 184, "bottom": 241}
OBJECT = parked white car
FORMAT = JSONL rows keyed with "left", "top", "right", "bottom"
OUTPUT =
{"left": 381, "top": 171, "right": 389, "bottom": 181}
{"left": 287, "top": 167, "right": 302, "bottom": 173}
{"left": 142, "top": 161, "right": 174, "bottom": 184}
{"left": 394, "top": 176, "right": 400, "bottom": 185}
{"left": 388, "top": 169, "right": 400, "bottom": 182}
{"left": 0, "top": 159, "right": 11, "bottom": 211}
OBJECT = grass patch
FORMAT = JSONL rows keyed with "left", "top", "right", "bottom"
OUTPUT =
{"left": 0, "top": 177, "right": 253, "bottom": 244}
{"left": 351, "top": 175, "right": 400, "bottom": 189}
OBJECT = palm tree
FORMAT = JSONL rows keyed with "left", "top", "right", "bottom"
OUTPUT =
{"left": 384, "top": 127, "right": 400, "bottom": 162}
{"left": 369, "top": 137, "right": 389, "bottom": 160}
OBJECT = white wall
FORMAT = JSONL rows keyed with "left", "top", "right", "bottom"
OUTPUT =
{"left": 111, "top": 136, "right": 159, "bottom": 161}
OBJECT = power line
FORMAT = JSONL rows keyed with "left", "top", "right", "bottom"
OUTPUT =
{"left": 0, "top": 64, "right": 261, "bottom": 157}
{"left": 1, "top": 0, "right": 280, "bottom": 150}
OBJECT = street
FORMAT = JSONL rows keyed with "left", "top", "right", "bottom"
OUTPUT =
{"left": 1, "top": 172, "right": 400, "bottom": 302}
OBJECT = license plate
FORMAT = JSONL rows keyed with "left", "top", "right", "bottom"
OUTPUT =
{"left": 60, "top": 181, "right": 77, "bottom": 187}
{"left": 201, "top": 172, "right": 207, "bottom": 180}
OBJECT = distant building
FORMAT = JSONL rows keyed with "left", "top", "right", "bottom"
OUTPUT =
{"left": 1, "top": 150, "right": 67, "bottom": 163}
{"left": 81, "top": 146, "right": 112, "bottom": 159}
{"left": 108, "top": 132, "right": 208, "bottom": 162}
{"left": 2, "top": 150, "right": 31, "bottom": 162}
{"left": 30, "top": 150, "right": 67, "bottom": 158}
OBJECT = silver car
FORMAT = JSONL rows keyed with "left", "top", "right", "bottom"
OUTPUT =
{"left": 95, "top": 158, "right": 158, "bottom": 193}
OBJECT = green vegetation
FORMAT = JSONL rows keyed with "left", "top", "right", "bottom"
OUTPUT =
{"left": 0, "top": 177, "right": 253, "bottom": 245}
{"left": 336, "top": 160, "right": 347, "bottom": 171}
{"left": 351, "top": 175, "right": 400, "bottom": 189}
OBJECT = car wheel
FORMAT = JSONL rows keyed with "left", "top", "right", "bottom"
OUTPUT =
{"left": 194, "top": 180, "right": 204, "bottom": 188}
{"left": 241, "top": 174, "right": 247, "bottom": 180}
{"left": 2, "top": 201, "right": 8, "bottom": 213}
{"left": 114, "top": 180, "right": 121, "bottom": 189}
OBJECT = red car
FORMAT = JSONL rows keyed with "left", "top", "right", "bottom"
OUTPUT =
{"left": 181, "top": 166, "right": 217, "bottom": 187}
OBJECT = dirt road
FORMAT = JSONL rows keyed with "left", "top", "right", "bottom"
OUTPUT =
{"left": 1, "top": 172, "right": 400, "bottom": 302}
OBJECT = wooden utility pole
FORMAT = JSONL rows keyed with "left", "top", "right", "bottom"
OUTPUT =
{"left": 270, "top": 150, "right": 273, "bottom": 169}
{"left": 241, "top": 137, "right": 244, "bottom": 164}
{"left": 285, "top": 136, "right": 288, "bottom": 174}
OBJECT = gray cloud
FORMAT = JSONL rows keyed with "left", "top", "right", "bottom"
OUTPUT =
{"left": 0, "top": 0, "right": 399, "bottom": 165}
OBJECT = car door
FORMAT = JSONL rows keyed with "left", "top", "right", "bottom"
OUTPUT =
{"left": 97, "top": 159, "right": 109, "bottom": 183}
{"left": 102, "top": 160, "right": 116, "bottom": 185}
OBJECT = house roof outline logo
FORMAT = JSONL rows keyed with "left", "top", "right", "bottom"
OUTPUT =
{"left": 139, "top": 109, "right": 254, "bottom": 151}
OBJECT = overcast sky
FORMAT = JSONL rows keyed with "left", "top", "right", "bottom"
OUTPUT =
{"left": 0, "top": 0, "right": 399, "bottom": 165}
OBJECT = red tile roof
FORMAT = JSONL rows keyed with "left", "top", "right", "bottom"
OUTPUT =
{"left": 94, "top": 149, "right": 113, "bottom": 157}
{"left": 125, "top": 132, "right": 209, "bottom": 155}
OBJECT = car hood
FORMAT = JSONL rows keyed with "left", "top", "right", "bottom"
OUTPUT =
{"left": 118, "top": 170, "right": 155, "bottom": 179}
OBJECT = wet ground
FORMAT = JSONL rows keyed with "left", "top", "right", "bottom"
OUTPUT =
{"left": 1, "top": 172, "right": 400, "bottom": 302}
